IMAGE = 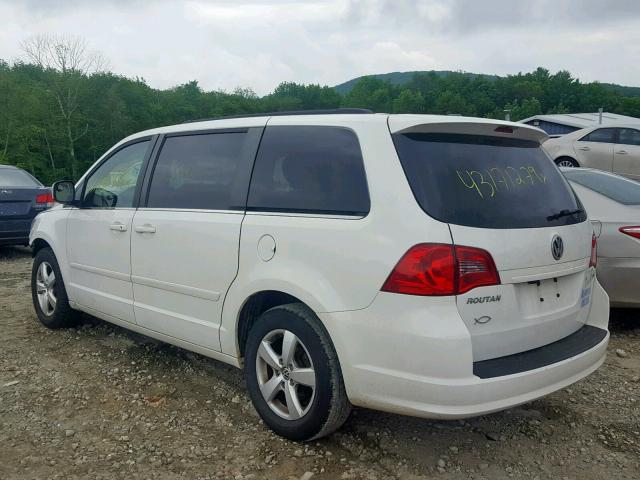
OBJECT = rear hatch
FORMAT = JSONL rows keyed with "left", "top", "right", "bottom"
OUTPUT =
{"left": 390, "top": 117, "right": 594, "bottom": 361}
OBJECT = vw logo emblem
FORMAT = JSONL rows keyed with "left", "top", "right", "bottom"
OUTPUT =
{"left": 551, "top": 235, "right": 564, "bottom": 260}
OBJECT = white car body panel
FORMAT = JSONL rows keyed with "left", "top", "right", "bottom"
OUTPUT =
{"left": 66, "top": 207, "right": 137, "bottom": 323}
{"left": 131, "top": 209, "right": 245, "bottom": 351}
{"left": 30, "top": 113, "right": 610, "bottom": 421}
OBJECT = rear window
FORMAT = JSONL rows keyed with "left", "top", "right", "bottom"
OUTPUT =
{"left": 247, "top": 126, "right": 370, "bottom": 216}
{"left": 563, "top": 169, "right": 640, "bottom": 205}
{"left": 0, "top": 168, "right": 41, "bottom": 188}
{"left": 392, "top": 133, "right": 586, "bottom": 229}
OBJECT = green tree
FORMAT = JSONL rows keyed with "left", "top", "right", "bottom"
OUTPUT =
{"left": 392, "top": 89, "right": 425, "bottom": 113}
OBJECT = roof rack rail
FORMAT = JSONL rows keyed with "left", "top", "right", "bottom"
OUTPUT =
{"left": 182, "top": 108, "right": 373, "bottom": 124}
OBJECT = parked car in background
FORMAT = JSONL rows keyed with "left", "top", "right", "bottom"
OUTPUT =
{"left": 563, "top": 167, "right": 640, "bottom": 308}
{"left": 544, "top": 124, "right": 640, "bottom": 179}
{"left": 30, "top": 111, "right": 609, "bottom": 441}
{"left": 0, "top": 165, "right": 53, "bottom": 246}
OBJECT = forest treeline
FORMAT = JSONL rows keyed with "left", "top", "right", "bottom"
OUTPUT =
{"left": 2, "top": 60, "right": 640, "bottom": 184}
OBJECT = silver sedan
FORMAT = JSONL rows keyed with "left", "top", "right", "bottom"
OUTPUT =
{"left": 562, "top": 168, "right": 640, "bottom": 307}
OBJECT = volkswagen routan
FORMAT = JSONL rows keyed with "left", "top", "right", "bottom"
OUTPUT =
{"left": 30, "top": 110, "right": 609, "bottom": 441}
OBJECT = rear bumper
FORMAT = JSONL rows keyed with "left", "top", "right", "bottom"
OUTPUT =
{"left": 473, "top": 325, "right": 607, "bottom": 378}
{"left": 597, "top": 257, "right": 640, "bottom": 308}
{"left": 319, "top": 281, "right": 609, "bottom": 419}
{"left": 0, "top": 218, "right": 33, "bottom": 246}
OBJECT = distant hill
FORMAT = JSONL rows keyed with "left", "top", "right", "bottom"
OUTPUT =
{"left": 600, "top": 83, "right": 640, "bottom": 97}
{"left": 334, "top": 70, "right": 640, "bottom": 96}
{"left": 334, "top": 70, "right": 497, "bottom": 94}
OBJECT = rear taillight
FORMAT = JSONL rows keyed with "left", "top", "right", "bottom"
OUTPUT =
{"left": 456, "top": 245, "right": 501, "bottom": 294}
{"left": 381, "top": 243, "right": 500, "bottom": 296}
{"left": 589, "top": 233, "right": 597, "bottom": 268}
{"left": 36, "top": 192, "right": 54, "bottom": 208}
{"left": 619, "top": 226, "right": 640, "bottom": 240}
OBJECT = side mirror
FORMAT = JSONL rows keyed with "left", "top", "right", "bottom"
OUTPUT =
{"left": 52, "top": 180, "right": 76, "bottom": 204}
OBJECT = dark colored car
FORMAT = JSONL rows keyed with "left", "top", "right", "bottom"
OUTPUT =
{"left": 0, "top": 165, "right": 53, "bottom": 246}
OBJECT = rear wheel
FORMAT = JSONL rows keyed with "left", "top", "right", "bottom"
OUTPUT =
{"left": 555, "top": 157, "right": 579, "bottom": 168}
{"left": 244, "top": 303, "right": 351, "bottom": 441}
{"left": 31, "top": 247, "right": 79, "bottom": 329}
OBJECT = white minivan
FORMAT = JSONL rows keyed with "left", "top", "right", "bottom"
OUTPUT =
{"left": 30, "top": 110, "right": 610, "bottom": 441}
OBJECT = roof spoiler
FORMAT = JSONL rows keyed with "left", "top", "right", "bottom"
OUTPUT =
{"left": 388, "top": 115, "right": 548, "bottom": 144}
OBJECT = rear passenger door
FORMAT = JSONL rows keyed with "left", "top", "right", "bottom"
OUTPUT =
{"left": 614, "top": 128, "right": 640, "bottom": 179}
{"left": 130, "top": 127, "right": 262, "bottom": 351}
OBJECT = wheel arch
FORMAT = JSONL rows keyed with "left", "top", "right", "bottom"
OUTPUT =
{"left": 235, "top": 290, "right": 307, "bottom": 359}
{"left": 31, "top": 237, "right": 53, "bottom": 257}
{"left": 220, "top": 275, "right": 342, "bottom": 358}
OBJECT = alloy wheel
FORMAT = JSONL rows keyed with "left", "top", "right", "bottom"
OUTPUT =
{"left": 255, "top": 329, "right": 316, "bottom": 420}
{"left": 35, "top": 261, "right": 57, "bottom": 316}
{"left": 557, "top": 159, "right": 576, "bottom": 168}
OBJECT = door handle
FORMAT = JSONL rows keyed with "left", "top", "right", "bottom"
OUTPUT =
{"left": 616, "top": 150, "right": 628, "bottom": 155}
{"left": 134, "top": 224, "right": 156, "bottom": 234}
{"left": 109, "top": 222, "right": 128, "bottom": 232}
{"left": 577, "top": 146, "right": 590, "bottom": 151}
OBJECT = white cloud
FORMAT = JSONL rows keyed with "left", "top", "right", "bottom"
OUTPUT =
{"left": 0, "top": 0, "right": 638, "bottom": 94}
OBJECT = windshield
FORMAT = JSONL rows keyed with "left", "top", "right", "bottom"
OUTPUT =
{"left": 0, "top": 168, "right": 42, "bottom": 188}
{"left": 563, "top": 169, "right": 640, "bottom": 205}
{"left": 392, "top": 133, "right": 586, "bottom": 229}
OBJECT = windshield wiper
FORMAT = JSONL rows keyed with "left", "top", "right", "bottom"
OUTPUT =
{"left": 546, "top": 208, "right": 584, "bottom": 221}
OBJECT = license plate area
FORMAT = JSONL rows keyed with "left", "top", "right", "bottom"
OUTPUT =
{"left": 515, "top": 272, "right": 585, "bottom": 318}
{"left": 0, "top": 202, "right": 30, "bottom": 216}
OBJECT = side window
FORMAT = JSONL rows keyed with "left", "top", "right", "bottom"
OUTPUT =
{"left": 83, "top": 140, "right": 149, "bottom": 208}
{"left": 618, "top": 128, "right": 640, "bottom": 146}
{"left": 247, "top": 126, "right": 370, "bottom": 215}
{"left": 146, "top": 132, "right": 247, "bottom": 210}
{"left": 578, "top": 128, "right": 617, "bottom": 143}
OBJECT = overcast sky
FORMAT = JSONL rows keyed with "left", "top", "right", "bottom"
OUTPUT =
{"left": 1, "top": 0, "right": 639, "bottom": 95}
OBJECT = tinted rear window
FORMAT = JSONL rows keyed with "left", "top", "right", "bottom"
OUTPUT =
{"left": 392, "top": 133, "right": 586, "bottom": 229}
{"left": 0, "top": 168, "right": 41, "bottom": 187}
{"left": 247, "top": 126, "right": 370, "bottom": 216}
{"left": 563, "top": 169, "right": 640, "bottom": 205}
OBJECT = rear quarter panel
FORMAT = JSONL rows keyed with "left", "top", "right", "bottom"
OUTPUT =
{"left": 219, "top": 115, "right": 453, "bottom": 356}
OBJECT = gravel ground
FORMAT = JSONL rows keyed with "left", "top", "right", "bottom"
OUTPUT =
{"left": 1, "top": 245, "right": 639, "bottom": 480}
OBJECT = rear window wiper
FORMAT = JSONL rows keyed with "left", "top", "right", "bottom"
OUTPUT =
{"left": 546, "top": 208, "right": 584, "bottom": 221}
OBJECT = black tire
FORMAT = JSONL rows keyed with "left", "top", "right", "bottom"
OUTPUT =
{"left": 245, "top": 303, "right": 351, "bottom": 441}
{"left": 31, "top": 247, "right": 79, "bottom": 329}
{"left": 555, "top": 156, "right": 579, "bottom": 168}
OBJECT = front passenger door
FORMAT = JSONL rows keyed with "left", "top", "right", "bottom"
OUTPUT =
{"left": 573, "top": 128, "right": 616, "bottom": 171}
{"left": 66, "top": 139, "right": 152, "bottom": 323}
{"left": 614, "top": 128, "right": 640, "bottom": 179}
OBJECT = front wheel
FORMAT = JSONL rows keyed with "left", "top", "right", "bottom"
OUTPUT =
{"left": 31, "top": 247, "right": 79, "bottom": 329}
{"left": 244, "top": 303, "right": 351, "bottom": 441}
